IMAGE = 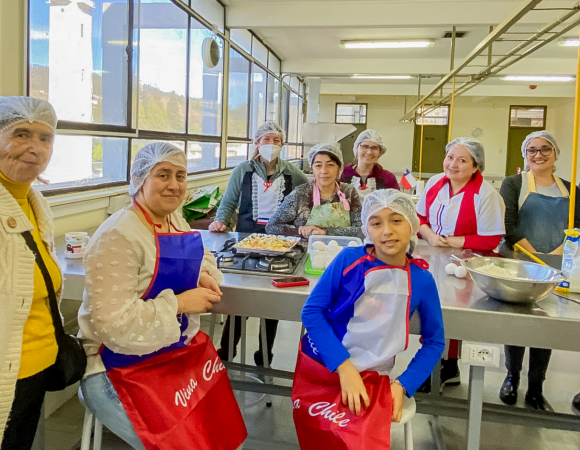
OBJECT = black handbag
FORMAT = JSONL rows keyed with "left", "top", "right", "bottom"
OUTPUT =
{"left": 22, "top": 230, "right": 87, "bottom": 391}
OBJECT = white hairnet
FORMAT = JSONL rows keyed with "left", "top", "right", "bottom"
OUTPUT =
{"left": 361, "top": 189, "right": 420, "bottom": 253}
{"left": 521, "top": 130, "right": 560, "bottom": 162}
{"left": 0, "top": 96, "right": 57, "bottom": 134}
{"left": 445, "top": 137, "right": 485, "bottom": 172}
{"left": 129, "top": 142, "right": 187, "bottom": 196}
{"left": 353, "top": 129, "right": 386, "bottom": 158}
{"left": 307, "top": 143, "right": 344, "bottom": 168}
{"left": 254, "top": 121, "right": 285, "bottom": 144}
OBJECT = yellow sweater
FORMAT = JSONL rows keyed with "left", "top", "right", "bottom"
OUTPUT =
{"left": 0, "top": 172, "right": 59, "bottom": 379}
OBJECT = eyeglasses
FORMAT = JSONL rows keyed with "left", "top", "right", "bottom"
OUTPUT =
{"left": 359, "top": 144, "right": 381, "bottom": 153}
{"left": 526, "top": 146, "right": 554, "bottom": 156}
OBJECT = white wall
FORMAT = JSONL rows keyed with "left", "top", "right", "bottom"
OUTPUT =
{"left": 319, "top": 94, "right": 580, "bottom": 181}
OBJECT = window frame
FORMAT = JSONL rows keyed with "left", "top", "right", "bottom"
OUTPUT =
{"left": 335, "top": 102, "right": 368, "bottom": 125}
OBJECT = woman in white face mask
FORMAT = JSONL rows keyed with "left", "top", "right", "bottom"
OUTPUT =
{"left": 209, "top": 122, "right": 308, "bottom": 367}
{"left": 209, "top": 121, "right": 308, "bottom": 234}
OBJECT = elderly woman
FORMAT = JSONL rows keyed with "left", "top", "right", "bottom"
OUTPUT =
{"left": 416, "top": 137, "right": 505, "bottom": 251}
{"left": 341, "top": 129, "right": 399, "bottom": 198}
{"left": 415, "top": 137, "right": 505, "bottom": 392}
{"left": 210, "top": 121, "right": 308, "bottom": 233}
{"left": 210, "top": 122, "right": 307, "bottom": 366}
{"left": 266, "top": 143, "right": 363, "bottom": 239}
{"left": 0, "top": 97, "right": 62, "bottom": 449}
{"left": 78, "top": 143, "right": 246, "bottom": 449}
{"left": 498, "top": 131, "right": 580, "bottom": 412}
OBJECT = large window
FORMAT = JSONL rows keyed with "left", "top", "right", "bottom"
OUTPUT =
{"left": 336, "top": 103, "right": 367, "bottom": 124}
{"left": 510, "top": 106, "right": 546, "bottom": 127}
{"left": 416, "top": 106, "right": 449, "bottom": 126}
{"left": 27, "top": 0, "right": 303, "bottom": 193}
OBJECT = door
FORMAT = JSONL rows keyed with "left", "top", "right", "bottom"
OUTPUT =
{"left": 412, "top": 124, "right": 449, "bottom": 174}
{"left": 339, "top": 123, "right": 367, "bottom": 166}
{"left": 505, "top": 106, "right": 547, "bottom": 176}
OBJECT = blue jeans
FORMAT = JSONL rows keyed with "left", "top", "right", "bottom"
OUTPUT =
{"left": 80, "top": 372, "right": 145, "bottom": 450}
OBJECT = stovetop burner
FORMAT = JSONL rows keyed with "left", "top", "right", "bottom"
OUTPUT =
{"left": 213, "top": 239, "right": 307, "bottom": 276}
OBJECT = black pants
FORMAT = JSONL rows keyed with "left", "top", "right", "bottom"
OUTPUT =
{"left": 504, "top": 345, "right": 552, "bottom": 391}
{"left": 219, "top": 316, "right": 279, "bottom": 363}
{"left": 2, "top": 367, "right": 50, "bottom": 450}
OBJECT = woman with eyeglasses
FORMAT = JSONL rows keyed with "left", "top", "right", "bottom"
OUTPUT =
{"left": 341, "top": 129, "right": 399, "bottom": 199}
{"left": 498, "top": 131, "right": 580, "bottom": 412}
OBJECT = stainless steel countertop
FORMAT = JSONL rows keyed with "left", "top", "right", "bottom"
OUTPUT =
{"left": 57, "top": 229, "right": 580, "bottom": 352}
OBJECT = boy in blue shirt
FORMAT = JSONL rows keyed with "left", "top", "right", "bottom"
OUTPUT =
{"left": 292, "top": 189, "right": 445, "bottom": 449}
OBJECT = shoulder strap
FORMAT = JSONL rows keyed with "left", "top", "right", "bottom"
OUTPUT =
{"left": 21, "top": 231, "right": 65, "bottom": 339}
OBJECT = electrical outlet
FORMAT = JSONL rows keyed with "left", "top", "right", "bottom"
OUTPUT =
{"left": 461, "top": 342, "right": 501, "bottom": 367}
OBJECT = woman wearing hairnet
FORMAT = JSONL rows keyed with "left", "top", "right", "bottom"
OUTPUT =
{"left": 77, "top": 143, "right": 246, "bottom": 449}
{"left": 341, "top": 129, "right": 400, "bottom": 198}
{"left": 292, "top": 189, "right": 444, "bottom": 449}
{"left": 209, "top": 122, "right": 308, "bottom": 233}
{"left": 415, "top": 137, "right": 505, "bottom": 392}
{"left": 266, "top": 143, "right": 363, "bottom": 238}
{"left": 0, "top": 97, "right": 63, "bottom": 449}
{"left": 210, "top": 122, "right": 307, "bottom": 366}
{"left": 498, "top": 131, "right": 580, "bottom": 412}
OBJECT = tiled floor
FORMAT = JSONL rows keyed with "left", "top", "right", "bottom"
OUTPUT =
{"left": 45, "top": 315, "right": 580, "bottom": 450}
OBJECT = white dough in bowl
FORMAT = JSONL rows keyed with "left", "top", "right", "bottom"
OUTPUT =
{"left": 312, "top": 241, "right": 326, "bottom": 251}
{"left": 348, "top": 241, "right": 359, "bottom": 247}
{"left": 311, "top": 254, "right": 326, "bottom": 270}
{"left": 327, "top": 240, "right": 339, "bottom": 250}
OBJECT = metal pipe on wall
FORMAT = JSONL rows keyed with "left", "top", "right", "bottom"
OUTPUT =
{"left": 569, "top": 25, "right": 580, "bottom": 228}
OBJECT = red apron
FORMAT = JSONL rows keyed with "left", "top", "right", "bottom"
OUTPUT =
{"left": 101, "top": 201, "right": 247, "bottom": 450}
{"left": 293, "top": 259, "right": 416, "bottom": 450}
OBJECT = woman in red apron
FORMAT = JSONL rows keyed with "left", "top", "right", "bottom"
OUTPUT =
{"left": 78, "top": 143, "right": 246, "bottom": 450}
{"left": 293, "top": 190, "right": 445, "bottom": 449}
{"left": 415, "top": 137, "right": 505, "bottom": 392}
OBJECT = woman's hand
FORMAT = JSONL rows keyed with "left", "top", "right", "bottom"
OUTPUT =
{"left": 209, "top": 221, "right": 227, "bottom": 232}
{"left": 445, "top": 236, "right": 465, "bottom": 248}
{"left": 199, "top": 271, "right": 223, "bottom": 296}
{"left": 391, "top": 381, "right": 405, "bottom": 423}
{"left": 298, "top": 225, "right": 326, "bottom": 238}
{"left": 420, "top": 225, "right": 449, "bottom": 247}
{"left": 336, "top": 359, "right": 370, "bottom": 415}
{"left": 176, "top": 287, "right": 222, "bottom": 314}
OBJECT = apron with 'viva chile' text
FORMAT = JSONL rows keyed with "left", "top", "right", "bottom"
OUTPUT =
{"left": 292, "top": 255, "right": 425, "bottom": 450}
{"left": 100, "top": 201, "right": 247, "bottom": 450}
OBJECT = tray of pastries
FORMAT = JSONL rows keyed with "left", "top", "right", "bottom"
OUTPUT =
{"left": 233, "top": 233, "right": 301, "bottom": 256}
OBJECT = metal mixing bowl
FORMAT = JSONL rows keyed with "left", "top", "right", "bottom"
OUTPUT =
{"left": 461, "top": 257, "right": 566, "bottom": 304}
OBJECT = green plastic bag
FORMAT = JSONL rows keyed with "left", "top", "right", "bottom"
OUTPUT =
{"left": 182, "top": 186, "right": 221, "bottom": 222}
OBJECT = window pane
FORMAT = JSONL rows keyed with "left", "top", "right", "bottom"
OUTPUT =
{"left": 131, "top": 139, "right": 185, "bottom": 164}
{"left": 336, "top": 103, "right": 367, "bottom": 124}
{"left": 190, "top": 0, "right": 224, "bottom": 31}
{"left": 297, "top": 97, "right": 304, "bottom": 144}
{"left": 37, "top": 136, "right": 128, "bottom": 190}
{"left": 230, "top": 29, "right": 252, "bottom": 54}
{"left": 416, "top": 105, "right": 448, "bottom": 126}
{"left": 290, "top": 76, "right": 300, "bottom": 92}
{"left": 187, "top": 142, "right": 220, "bottom": 173}
{"left": 252, "top": 37, "right": 268, "bottom": 67}
{"left": 266, "top": 75, "right": 280, "bottom": 123}
{"left": 226, "top": 143, "right": 249, "bottom": 168}
{"left": 228, "top": 49, "right": 250, "bottom": 138}
{"left": 189, "top": 25, "right": 223, "bottom": 136}
{"left": 29, "top": 0, "right": 129, "bottom": 125}
{"left": 281, "top": 87, "right": 290, "bottom": 137}
{"left": 288, "top": 93, "right": 299, "bottom": 143}
{"left": 250, "top": 64, "right": 267, "bottom": 138}
{"left": 268, "top": 53, "right": 281, "bottom": 76}
{"left": 510, "top": 106, "right": 545, "bottom": 127}
{"left": 139, "top": 1, "right": 188, "bottom": 133}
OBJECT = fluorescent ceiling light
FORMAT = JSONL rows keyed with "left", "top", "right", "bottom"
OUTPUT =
{"left": 502, "top": 75, "right": 574, "bottom": 82}
{"left": 341, "top": 40, "right": 434, "bottom": 49}
{"left": 351, "top": 75, "right": 413, "bottom": 79}
{"left": 558, "top": 38, "right": 580, "bottom": 47}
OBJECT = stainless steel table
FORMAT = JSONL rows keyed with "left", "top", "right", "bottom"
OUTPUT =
{"left": 59, "top": 230, "right": 580, "bottom": 449}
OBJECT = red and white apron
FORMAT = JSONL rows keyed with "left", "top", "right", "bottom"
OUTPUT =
{"left": 100, "top": 201, "right": 247, "bottom": 450}
{"left": 292, "top": 260, "right": 414, "bottom": 450}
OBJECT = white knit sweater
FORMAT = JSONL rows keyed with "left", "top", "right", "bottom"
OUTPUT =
{"left": 0, "top": 183, "right": 62, "bottom": 444}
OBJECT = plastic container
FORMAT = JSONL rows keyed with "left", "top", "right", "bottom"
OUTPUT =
{"left": 307, "top": 236, "right": 363, "bottom": 272}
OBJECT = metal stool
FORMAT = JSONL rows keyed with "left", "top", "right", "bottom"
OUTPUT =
{"left": 391, "top": 395, "right": 416, "bottom": 450}
{"left": 78, "top": 387, "right": 103, "bottom": 450}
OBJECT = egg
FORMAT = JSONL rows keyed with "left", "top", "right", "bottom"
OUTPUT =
{"left": 311, "top": 254, "right": 326, "bottom": 270}
{"left": 454, "top": 266, "right": 468, "bottom": 278}
{"left": 312, "top": 241, "right": 326, "bottom": 251}
{"left": 445, "top": 263, "right": 458, "bottom": 275}
{"left": 327, "top": 240, "right": 339, "bottom": 250}
{"left": 348, "top": 240, "right": 359, "bottom": 247}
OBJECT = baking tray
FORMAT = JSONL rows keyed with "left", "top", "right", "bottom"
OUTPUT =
{"left": 233, "top": 233, "right": 301, "bottom": 256}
